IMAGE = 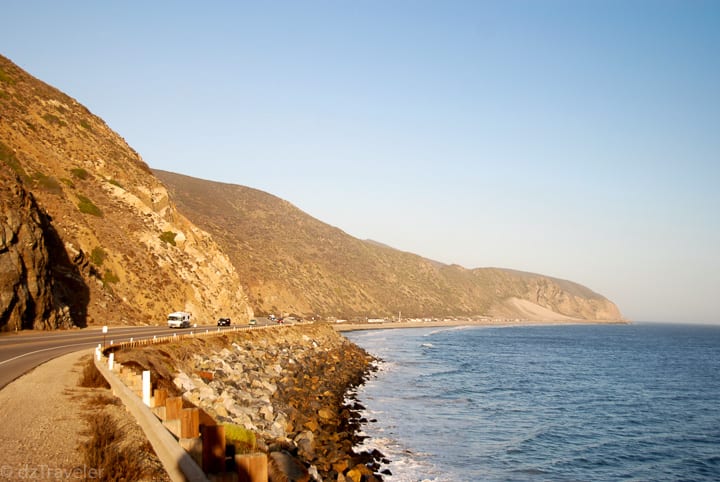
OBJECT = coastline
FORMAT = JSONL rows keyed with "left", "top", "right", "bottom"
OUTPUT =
{"left": 342, "top": 323, "right": 720, "bottom": 480}
{"left": 333, "top": 317, "right": 629, "bottom": 332}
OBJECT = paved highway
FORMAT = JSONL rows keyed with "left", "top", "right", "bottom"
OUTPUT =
{"left": 0, "top": 319, "right": 273, "bottom": 390}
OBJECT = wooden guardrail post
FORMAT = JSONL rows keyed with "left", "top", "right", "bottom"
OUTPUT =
{"left": 202, "top": 424, "right": 226, "bottom": 473}
{"left": 181, "top": 408, "right": 199, "bottom": 438}
{"left": 154, "top": 388, "right": 167, "bottom": 408}
{"left": 163, "top": 397, "right": 184, "bottom": 439}
{"left": 166, "top": 397, "right": 183, "bottom": 420}
{"left": 130, "top": 373, "right": 142, "bottom": 396}
{"left": 179, "top": 407, "right": 202, "bottom": 467}
{"left": 235, "top": 453, "right": 268, "bottom": 482}
{"left": 151, "top": 388, "right": 168, "bottom": 420}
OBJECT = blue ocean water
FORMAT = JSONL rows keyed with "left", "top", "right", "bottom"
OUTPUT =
{"left": 344, "top": 323, "right": 720, "bottom": 481}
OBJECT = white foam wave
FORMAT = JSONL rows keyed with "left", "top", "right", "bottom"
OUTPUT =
{"left": 355, "top": 434, "right": 450, "bottom": 482}
{"left": 422, "top": 325, "right": 475, "bottom": 336}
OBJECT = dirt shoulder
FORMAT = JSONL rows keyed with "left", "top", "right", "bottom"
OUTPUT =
{"left": 0, "top": 350, "right": 169, "bottom": 481}
{"left": 0, "top": 350, "right": 90, "bottom": 480}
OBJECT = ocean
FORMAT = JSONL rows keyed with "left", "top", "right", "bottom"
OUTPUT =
{"left": 344, "top": 323, "right": 720, "bottom": 481}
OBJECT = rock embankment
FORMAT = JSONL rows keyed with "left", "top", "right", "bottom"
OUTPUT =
{"left": 116, "top": 324, "right": 385, "bottom": 481}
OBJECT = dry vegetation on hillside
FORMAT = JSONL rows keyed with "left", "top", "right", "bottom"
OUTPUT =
{"left": 154, "top": 170, "right": 623, "bottom": 321}
{"left": 0, "top": 55, "right": 252, "bottom": 329}
{"left": 0, "top": 52, "right": 622, "bottom": 330}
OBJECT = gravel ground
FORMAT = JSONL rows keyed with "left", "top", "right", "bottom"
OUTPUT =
{"left": 0, "top": 350, "right": 169, "bottom": 481}
{"left": 0, "top": 350, "right": 90, "bottom": 480}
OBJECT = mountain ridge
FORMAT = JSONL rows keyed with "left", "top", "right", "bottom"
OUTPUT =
{"left": 153, "top": 169, "right": 624, "bottom": 322}
{"left": 1, "top": 53, "right": 623, "bottom": 330}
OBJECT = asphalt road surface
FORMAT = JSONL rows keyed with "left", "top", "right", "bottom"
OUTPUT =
{"left": 0, "top": 318, "right": 273, "bottom": 390}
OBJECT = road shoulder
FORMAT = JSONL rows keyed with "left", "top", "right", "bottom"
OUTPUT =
{"left": 0, "top": 350, "right": 90, "bottom": 479}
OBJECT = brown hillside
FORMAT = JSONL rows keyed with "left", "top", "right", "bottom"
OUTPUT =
{"left": 0, "top": 55, "right": 252, "bottom": 330}
{"left": 0, "top": 53, "right": 622, "bottom": 329}
{"left": 153, "top": 170, "right": 624, "bottom": 322}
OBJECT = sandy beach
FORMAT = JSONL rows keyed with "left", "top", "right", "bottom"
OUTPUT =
{"left": 333, "top": 316, "right": 628, "bottom": 332}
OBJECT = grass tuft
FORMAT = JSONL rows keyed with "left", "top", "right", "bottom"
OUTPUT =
{"left": 103, "top": 270, "right": 120, "bottom": 285}
{"left": 42, "top": 112, "right": 66, "bottom": 127}
{"left": 0, "top": 67, "right": 15, "bottom": 84}
{"left": 70, "top": 167, "right": 89, "bottom": 180}
{"left": 80, "top": 411, "right": 148, "bottom": 481}
{"left": 79, "top": 119, "right": 93, "bottom": 131}
{"left": 0, "top": 141, "right": 28, "bottom": 179}
{"left": 224, "top": 423, "right": 257, "bottom": 454}
{"left": 77, "top": 195, "right": 103, "bottom": 217}
{"left": 159, "top": 231, "right": 177, "bottom": 246}
{"left": 32, "top": 172, "right": 63, "bottom": 194}
{"left": 90, "top": 247, "right": 106, "bottom": 266}
{"left": 78, "top": 357, "right": 110, "bottom": 389}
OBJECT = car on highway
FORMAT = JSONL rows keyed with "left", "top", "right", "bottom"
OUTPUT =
{"left": 168, "top": 312, "right": 191, "bottom": 328}
{"left": 217, "top": 317, "right": 231, "bottom": 326}
{"left": 248, "top": 319, "right": 257, "bottom": 326}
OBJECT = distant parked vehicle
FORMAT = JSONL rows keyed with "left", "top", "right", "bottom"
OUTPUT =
{"left": 248, "top": 319, "right": 257, "bottom": 326}
{"left": 217, "top": 317, "right": 231, "bottom": 326}
{"left": 167, "top": 312, "right": 191, "bottom": 328}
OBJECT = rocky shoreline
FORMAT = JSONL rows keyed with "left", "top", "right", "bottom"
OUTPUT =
{"left": 116, "top": 324, "right": 386, "bottom": 481}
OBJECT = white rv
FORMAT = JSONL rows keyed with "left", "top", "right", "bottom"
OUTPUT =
{"left": 167, "top": 311, "right": 191, "bottom": 328}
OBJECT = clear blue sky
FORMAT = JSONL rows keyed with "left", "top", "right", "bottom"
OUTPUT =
{"left": 4, "top": 1, "right": 719, "bottom": 323}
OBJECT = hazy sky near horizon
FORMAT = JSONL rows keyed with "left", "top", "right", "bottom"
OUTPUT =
{"left": 4, "top": 1, "right": 719, "bottom": 323}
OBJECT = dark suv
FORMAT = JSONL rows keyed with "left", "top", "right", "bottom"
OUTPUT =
{"left": 217, "top": 317, "right": 231, "bottom": 326}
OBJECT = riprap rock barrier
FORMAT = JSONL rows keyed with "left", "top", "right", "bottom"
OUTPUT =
{"left": 116, "top": 324, "right": 386, "bottom": 481}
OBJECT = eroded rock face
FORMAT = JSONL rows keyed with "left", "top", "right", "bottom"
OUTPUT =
{"left": 1, "top": 54, "right": 254, "bottom": 328}
{"left": 0, "top": 165, "right": 74, "bottom": 330}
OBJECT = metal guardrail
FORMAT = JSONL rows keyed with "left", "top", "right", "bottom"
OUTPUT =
{"left": 95, "top": 323, "right": 281, "bottom": 481}
{"left": 94, "top": 354, "right": 210, "bottom": 482}
{"left": 101, "top": 324, "right": 275, "bottom": 355}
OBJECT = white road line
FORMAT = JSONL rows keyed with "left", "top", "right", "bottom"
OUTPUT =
{"left": 0, "top": 326, "right": 236, "bottom": 366}
{"left": 0, "top": 341, "right": 96, "bottom": 366}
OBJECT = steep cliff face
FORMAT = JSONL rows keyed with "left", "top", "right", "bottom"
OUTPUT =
{"left": 475, "top": 269, "right": 624, "bottom": 321}
{"left": 1, "top": 165, "right": 64, "bottom": 330}
{"left": 0, "top": 55, "right": 253, "bottom": 329}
